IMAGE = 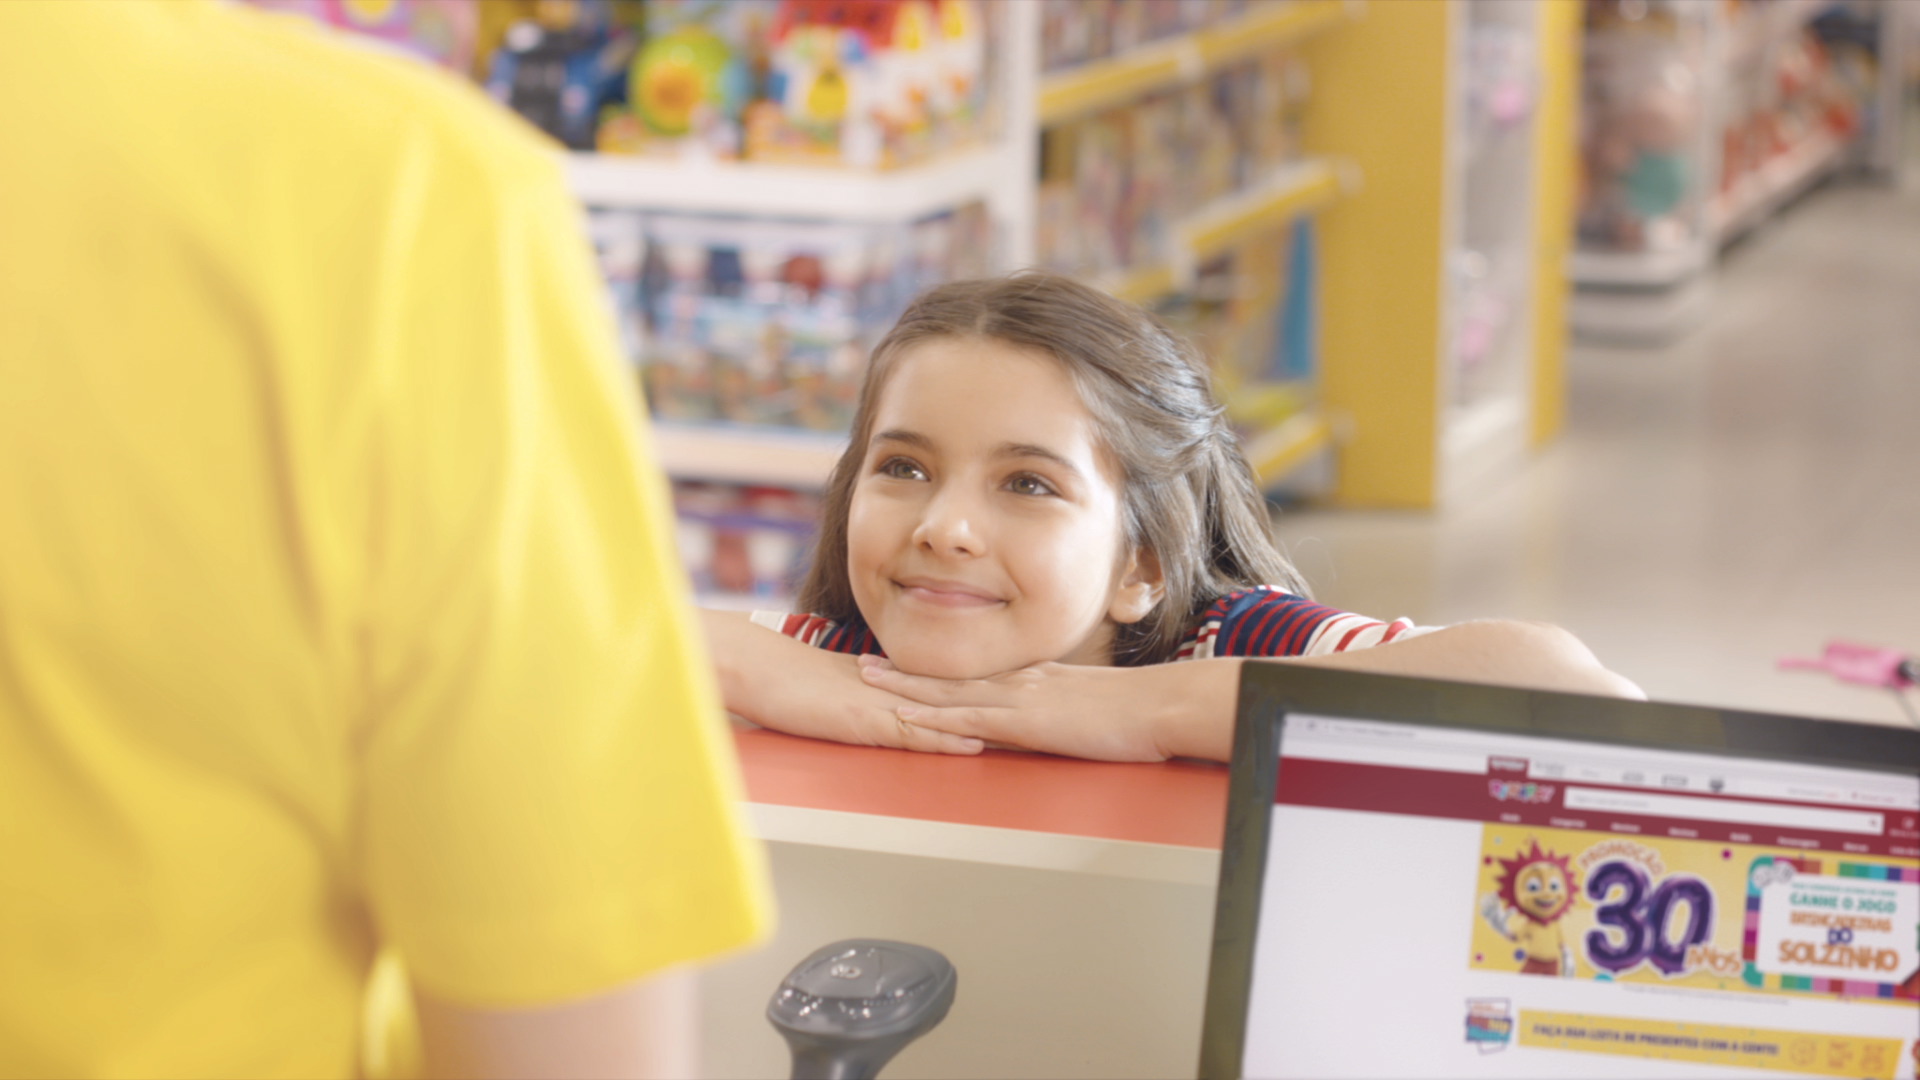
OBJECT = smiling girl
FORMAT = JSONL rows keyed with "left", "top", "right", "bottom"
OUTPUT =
{"left": 703, "top": 272, "right": 1640, "bottom": 762}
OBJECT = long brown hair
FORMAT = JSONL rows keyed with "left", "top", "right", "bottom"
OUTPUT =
{"left": 796, "top": 271, "right": 1308, "bottom": 666}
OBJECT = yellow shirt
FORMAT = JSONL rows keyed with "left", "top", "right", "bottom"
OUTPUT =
{"left": 0, "top": 3, "right": 770, "bottom": 1076}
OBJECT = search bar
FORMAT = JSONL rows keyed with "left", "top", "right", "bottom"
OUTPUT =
{"left": 1563, "top": 788, "right": 1885, "bottom": 836}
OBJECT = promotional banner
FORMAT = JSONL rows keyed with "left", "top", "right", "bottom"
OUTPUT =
{"left": 1468, "top": 824, "right": 1920, "bottom": 1002}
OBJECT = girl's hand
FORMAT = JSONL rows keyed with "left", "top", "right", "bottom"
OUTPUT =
{"left": 703, "top": 611, "right": 984, "bottom": 756}
{"left": 855, "top": 655, "right": 1239, "bottom": 763}
{"left": 761, "top": 649, "right": 987, "bottom": 755}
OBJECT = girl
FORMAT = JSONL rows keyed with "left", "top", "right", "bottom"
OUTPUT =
{"left": 703, "top": 272, "right": 1639, "bottom": 762}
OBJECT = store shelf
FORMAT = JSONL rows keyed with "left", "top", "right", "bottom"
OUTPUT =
{"left": 1726, "top": 0, "right": 1837, "bottom": 69}
{"left": 567, "top": 145, "right": 1010, "bottom": 220}
{"left": 1568, "top": 242, "right": 1712, "bottom": 289}
{"left": 1037, "top": 0, "right": 1354, "bottom": 126}
{"left": 1244, "top": 409, "right": 1333, "bottom": 487}
{"left": 1709, "top": 130, "right": 1848, "bottom": 242}
{"left": 1100, "top": 157, "right": 1347, "bottom": 303}
{"left": 653, "top": 422, "right": 847, "bottom": 489}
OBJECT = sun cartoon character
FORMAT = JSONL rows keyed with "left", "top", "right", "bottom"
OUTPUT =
{"left": 1479, "top": 839, "right": 1579, "bottom": 977}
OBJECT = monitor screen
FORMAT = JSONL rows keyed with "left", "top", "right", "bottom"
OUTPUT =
{"left": 1241, "top": 714, "right": 1920, "bottom": 1080}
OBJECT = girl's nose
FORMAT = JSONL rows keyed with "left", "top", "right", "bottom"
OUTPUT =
{"left": 912, "top": 489, "right": 986, "bottom": 558}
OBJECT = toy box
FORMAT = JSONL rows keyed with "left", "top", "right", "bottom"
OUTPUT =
{"left": 632, "top": 201, "right": 990, "bottom": 433}
{"left": 673, "top": 482, "right": 823, "bottom": 602}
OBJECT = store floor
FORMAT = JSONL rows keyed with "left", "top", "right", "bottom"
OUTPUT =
{"left": 1272, "top": 169, "right": 1920, "bottom": 729}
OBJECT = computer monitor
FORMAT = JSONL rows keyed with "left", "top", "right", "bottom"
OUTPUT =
{"left": 1200, "top": 665, "right": 1920, "bottom": 1080}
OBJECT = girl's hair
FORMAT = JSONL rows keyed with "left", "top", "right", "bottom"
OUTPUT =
{"left": 796, "top": 270, "right": 1309, "bottom": 666}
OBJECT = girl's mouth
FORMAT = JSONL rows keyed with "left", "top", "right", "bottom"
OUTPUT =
{"left": 893, "top": 578, "right": 1004, "bottom": 608}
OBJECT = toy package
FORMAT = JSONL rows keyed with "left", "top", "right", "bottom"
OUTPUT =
{"left": 479, "top": 0, "right": 646, "bottom": 150}
{"left": 744, "top": 0, "right": 995, "bottom": 168}
{"left": 673, "top": 482, "right": 822, "bottom": 602}
{"left": 1036, "top": 52, "right": 1308, "bottom": 280}
{"left": 587, "top": 208, "right": 650, "bottom": 375}
{"left": 631, "top": 201, "right": 991, "bottom": 433}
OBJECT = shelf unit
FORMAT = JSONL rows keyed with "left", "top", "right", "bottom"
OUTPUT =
{"left": 1024, "top": 1, "right": 1360, "bottom": 491}
{"left": 563, "top": 0, "right": 1576, "bottom": 510}
{"left": 1099, "top": 157, "right": 1350, "bottom": 305}
{"left": 649, "top": 422, "right": 847, "bottom": 489}
{"left": 1034, "top": 0, "right": 1353, "bottom": 126}
{"left": 568, "top": 1, "right": 1362, "bottom": 496}
{"left": 566, "top": 144, "right": 1013, "bottom": 221}
{"left": 1708, "top": 127, "right": 1847, "bottom": 240}
{"left": 1296, "top": 0, "right": 1580, "bottom": 506}
{"left": 1568, "top": 0, "right": 1903, "bottom": 341}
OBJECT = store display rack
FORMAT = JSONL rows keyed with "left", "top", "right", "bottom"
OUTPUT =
{"left": 1035, "top": 0, "right": 1352, "bottom": 126}
{"left": 1290, "top": 0, "right": 1579, "bottom": 507}
{"left": 1101, "top": 156, "right": 1350, "bottom": 305}
{"left": 650, "top": 422, "right": 847, "bottom": 490}
{"left": 566, "top": 143, "right": 1011, "bottom": 221}
{"left": 549, "top": 0, "right": 1578, "bottom": 514}
{"left": 1570, "top": 0, "right": 1903, "bottom": 339}
{"left": 1028, "top": 0, "right": 1360, "bottom": 491}
{"left": 562, "top": 0, "right": 1363, "bottom": 498}
{"left": 1708, "top": 126, "right": 1846, "bottom": 239}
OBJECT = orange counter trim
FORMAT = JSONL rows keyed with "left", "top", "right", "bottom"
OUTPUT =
{"left": 733, "top": 728, "right": 1229, "bottom": 850}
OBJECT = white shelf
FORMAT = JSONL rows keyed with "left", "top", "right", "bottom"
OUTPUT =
{"left": 1709, "top": 130, "right": 1848, "bottom": 241}
{"left": 567, "top": 145, "right": 1013, "bottom": 220}
{"left": 1568, "top": 241, "right": 1713, "bottom": 289}
{"left": 652, "top": 422, "right": 847, "bottom": 489}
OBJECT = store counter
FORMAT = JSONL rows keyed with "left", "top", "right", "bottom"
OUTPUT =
{"left": 698, "top": 727, "right": 1229, "bottom": 1080}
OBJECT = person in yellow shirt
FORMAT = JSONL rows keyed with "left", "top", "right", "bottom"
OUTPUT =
{"left": 0, "top": 2, "right": 770, "bottom": 1077}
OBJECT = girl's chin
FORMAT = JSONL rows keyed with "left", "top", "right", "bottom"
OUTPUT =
{"left": 881, "top": 644, "right": 1032, "bottom": 681}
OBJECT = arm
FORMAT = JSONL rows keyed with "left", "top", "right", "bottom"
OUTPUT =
{"left": 703, "top": 610, "right": 983, "bottom": 755}
{"left": 865, "top": 619, "right": 1644, "bottom": 763}
{"left": 414, "top": 970, "right": 696, "bottom": 1080}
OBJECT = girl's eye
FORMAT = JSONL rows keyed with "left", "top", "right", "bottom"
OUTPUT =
{"left": 1005, "top": 473, "right": 1057, "bottom": 497}
{"left": 877, "top": 456, "right": 927, "bottom": 481}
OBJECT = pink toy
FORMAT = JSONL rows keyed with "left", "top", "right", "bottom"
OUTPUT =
{"left": 1777, "top": 641, "right": 1916, "bottom": 689}
{"left": 1780, "top": 641, "right": 1919, "bottom": 727}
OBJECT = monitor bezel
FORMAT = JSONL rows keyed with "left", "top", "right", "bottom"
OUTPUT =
{"left": 1197, "top": 662, "right": 1920, "bottom": 1080}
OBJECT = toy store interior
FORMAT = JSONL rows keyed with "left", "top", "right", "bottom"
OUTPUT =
{"left": 51, "top": 0, "right": 1920, "bottom": 1077}
{"left": 246, "top": 0, "right": 1919, "bottom": 730}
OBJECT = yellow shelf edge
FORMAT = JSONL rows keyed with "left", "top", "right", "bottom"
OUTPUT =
{"left": 1101, "top": 265, "right": 1178, "bottom": 306}
{"left": 1245, "top": 410, "right": 1333, "bottom": 486}
{"left": 1178, "top": 159, "right": 1344, "bottom": 261}
{"left": 1191, "top": 0, "right": 1353, "bottom": 71}
{"left": 1093, "top": 158, "right": 1348, "bottom": 304}
{"left": 1038, "top": 0, "right": 1353, "bottom": 127}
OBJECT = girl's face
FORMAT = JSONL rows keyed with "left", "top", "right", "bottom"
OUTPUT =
{"left": 846, "top": 337, "right": 1161, "bottom": 679}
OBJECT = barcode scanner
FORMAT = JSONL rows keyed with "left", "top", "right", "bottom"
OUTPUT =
{"left": 766, "top": 939, "right": 957, "bottom": 1080}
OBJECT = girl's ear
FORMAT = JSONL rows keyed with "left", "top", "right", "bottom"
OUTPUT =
{"left": 1109, "top": 546, "right": 1165, "bottom": 625}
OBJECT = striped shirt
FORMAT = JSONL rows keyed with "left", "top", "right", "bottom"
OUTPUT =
{"left": 750, "top": 586, "right": 1432, "bottom": 661}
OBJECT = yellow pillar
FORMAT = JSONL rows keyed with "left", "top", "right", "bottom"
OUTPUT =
{"left": 1530, "top": 0, "right": 1582, "bottom": 447}
{"left": 1300, "top": 0, "right": 1453, "bottom": 507}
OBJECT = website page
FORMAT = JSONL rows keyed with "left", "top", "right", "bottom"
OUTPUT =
{"left": 1241, "top": 716, "right": 1920, "bottom": 1080}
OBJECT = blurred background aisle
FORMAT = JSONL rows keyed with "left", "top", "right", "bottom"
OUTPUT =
{"left": 236, "top": 0, "right": 1919, "bottom": 726}
{"left": 1275, "top": 151, "right": 1920, "bottom": 727}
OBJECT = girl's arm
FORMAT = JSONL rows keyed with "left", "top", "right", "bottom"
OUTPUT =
{"left": 861, "top": 619, "right": 1644, "bottom": 763}
{"left": 702, "top": 610, "right": 984, "bottom": 755}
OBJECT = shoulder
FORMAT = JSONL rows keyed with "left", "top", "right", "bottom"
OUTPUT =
{"left": 159, "top": 1, "right": 565, "bottom": 236}
{"left": 1175, "top": 587, "right": 1430, "bottom": 660}
{"left": 749, "top": 611, "right": 886, "bottom": 656}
